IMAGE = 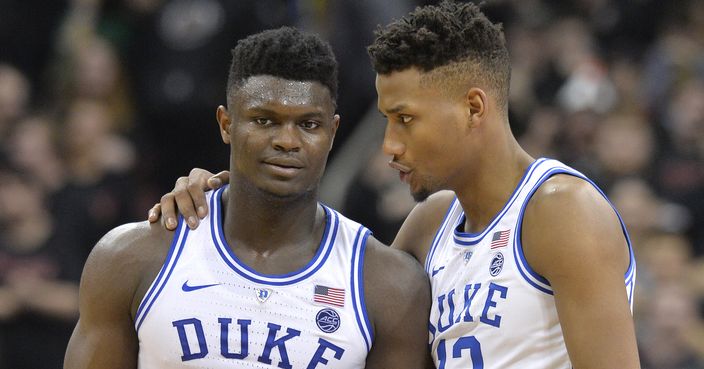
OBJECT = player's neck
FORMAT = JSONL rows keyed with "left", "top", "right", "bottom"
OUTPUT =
{"left": 454, "top": 136, "right": 534, "bottom": 234}
{"left": 221, "top": 184, "right": 323, "bottom": 254}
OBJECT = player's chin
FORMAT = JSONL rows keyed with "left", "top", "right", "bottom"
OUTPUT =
{"left": 260, "top": 182, "right": 316, "bottom": 200}
{"left": 411, "top": 187, "right": 433, "bottom": 203}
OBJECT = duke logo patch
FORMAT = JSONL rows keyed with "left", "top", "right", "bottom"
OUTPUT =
{"left": 463, "top": 251, "right": 473, "bottom": 264}
{"left": 255, "top": 288, "right": 272, "bottom": 303}
{"left": 316, "top": 308, "right": 341, "bottom": 333}
{"left": 490, "top": 252, "right": 504, "bottom": 276}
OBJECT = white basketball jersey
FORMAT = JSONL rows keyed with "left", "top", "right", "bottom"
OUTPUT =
{"left": 136, "top": 186, "right": 373, "bottom": 368}
{"left": 426, "top": 158, "right": 636, "bottom": 369}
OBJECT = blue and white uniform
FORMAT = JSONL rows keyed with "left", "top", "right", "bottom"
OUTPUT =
{"left": 136, "top": 186, "right": 373, "bottom": 368}
{"left": 426, "top": 158, "right": 636, "bottom": 368}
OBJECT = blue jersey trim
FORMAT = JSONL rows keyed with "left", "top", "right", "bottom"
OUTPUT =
{"left": 425, "top": 199, "right": 459, "bottom": 274}
{"left": 452, "top": 158, "right": 547, "bottom": 246}
{"left": 514, "top": 163, "right": 636, "bottom": 296}
{"left": 576, "top": 173, "right": 637, "bottom": 307}
{"left": 210, "top": 186, "right": 339, "bottom": 285}
{"left": 583, "top": 179, "right": 637, "bottom": 284}
{"left": 351, "top": 227, "right": 373, "bottom": 351}
{"left": 135, "top": 216, "right": 189, "bottom": 330}
{"left": 514, "top": 168, "right": 561, "bottom": 293}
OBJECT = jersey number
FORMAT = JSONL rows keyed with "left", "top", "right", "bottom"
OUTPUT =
{"left": 436, "top": 336, "right": 483, "bottom": 369}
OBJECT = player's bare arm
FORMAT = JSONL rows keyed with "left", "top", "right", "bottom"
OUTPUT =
{"left": 521, "top": 174, "right": 640, "bottom": 369}
{"left": 64, "top": 222, "right": 172, "bottom": 369}
{"left": 391, "top": 190, "right": 456, "bottom": 264}
{"left": 362, "top": 237, "right": 432, "bottom": 369}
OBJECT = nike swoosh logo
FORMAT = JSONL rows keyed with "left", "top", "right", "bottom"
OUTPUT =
{"left": 182, "top": 280, "right": 220, "bottom": 292}
{"left": 431, "top": 266, "right": 445, "bottom": 277}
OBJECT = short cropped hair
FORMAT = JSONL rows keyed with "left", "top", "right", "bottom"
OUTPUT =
{"left": 227, "top": 27, "right": 338, "bottom": 105}
{"left": 368, "top": 1, "right": 511, "bottom": 110}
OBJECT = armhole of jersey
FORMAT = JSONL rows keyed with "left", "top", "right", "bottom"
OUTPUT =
{"left": 514, "top": 168, "right": 636, "bottom": 299}
{"left": 514, "top": 168, "right": 567, "bottom": 295}
{"left": 351, "top": 226, "right": 373, "bottom": 352}
{"left": 134, "top": 216, "right": 190, "bottom": 331}
{"left": 576, "top": 176, "right": 637, "bottom": 309}
{"left": 425, "top": 198, "right": 459, "bottom": 274}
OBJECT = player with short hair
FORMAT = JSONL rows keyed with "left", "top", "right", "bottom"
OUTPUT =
{"left": 64, "top": 27, "right": 431, "bottom": 369}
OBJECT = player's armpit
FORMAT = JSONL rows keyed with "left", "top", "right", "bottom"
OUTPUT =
{"left": 363, "top": 237, "right": 432, "bottom": 369}
{"left": 64, "top": 224, "right": 149, "bottom": 369}
{"left": 522, "top": 175, "right": 640, "bottom": 369}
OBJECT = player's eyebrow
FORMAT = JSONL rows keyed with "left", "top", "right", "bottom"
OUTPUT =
{"left": 247, "top": 107, "right": 327, "bottom": 120}
{"left": 379, "top": 104, "right": 408, "bottom": 115}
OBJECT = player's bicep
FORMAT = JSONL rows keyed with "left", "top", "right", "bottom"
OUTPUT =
{"left": 65, "top": 226, "right": 144, "bottom": 369}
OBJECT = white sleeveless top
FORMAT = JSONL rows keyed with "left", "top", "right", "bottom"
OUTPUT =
{"left": 426, "top": 158, "right": 636, "bottom": 369}
{"left": 136, "top": 186, "right": 373, "bottom": 368}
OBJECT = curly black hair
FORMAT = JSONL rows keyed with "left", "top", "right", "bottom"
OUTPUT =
{"left": 368, "top": 1, "right": 510, "bottom": 108}
{"left": 227, "top": 27, "right": 338, "bottom": 105}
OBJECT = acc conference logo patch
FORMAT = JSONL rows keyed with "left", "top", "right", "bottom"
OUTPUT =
{"left": 316, "top": 308, "right": 341, "bottom": 333}
{"left": 489, "top": 252, "right": 504, "bottom": 276}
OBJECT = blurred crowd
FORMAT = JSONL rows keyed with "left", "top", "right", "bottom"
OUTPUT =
{"left": 0, "top": 0, "right": 702, "bottom": 368}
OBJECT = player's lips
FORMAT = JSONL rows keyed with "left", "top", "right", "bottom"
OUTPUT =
{"left": 262, "top": 157, "right": 304, "bottom": 176}
{"left": 388, "top": 160, "right": 413, "bottom": 184}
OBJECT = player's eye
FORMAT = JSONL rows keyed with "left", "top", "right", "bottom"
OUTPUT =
{"left": 300, "top": 120, "right": 320, "bottom": 130}
{"left": 254, "top": 118, "right": 273, "bottom": 126}
{"left": 400, "top": 115, "right": 413, "bottom": 124}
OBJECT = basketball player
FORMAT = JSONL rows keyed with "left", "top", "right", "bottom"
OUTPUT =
{"left": 64, "top": 27, "right": 431, "bottom": 369}
{"left": 152, "top": 2, "right": 641, "bottom": 368}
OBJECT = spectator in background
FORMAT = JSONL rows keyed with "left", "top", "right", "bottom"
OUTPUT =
{"left": 592, "top": 113, "right": 656, "bottom": 190}
{"left": 656, "top": 78, "right": 704, "bottom": 255}
{"left": 51, "top": 36, "right": 135, "bottom": 133}
{"left": 7, "top": 115, "right": 67, "bottom": 194}
{"left": 52, "top": 98, "right": 137, "bottom": 258}
{"left": 0, "top": 163, "right": 82, "bottom": 369}
{"left": 641, "top": 286, "right": 704, "bottom": 368}
{"left": 0, "top": 65, "right": 31, "bottom": 150}
{"left": 638, "top": 282, "right": 704, "bottom": 368}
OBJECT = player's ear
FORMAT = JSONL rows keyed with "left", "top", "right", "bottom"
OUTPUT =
{"left": 329, "top": 114, "right": 340, "bottom": 151}
{"left": 216, "top": 105, "right": 231, "bottom": 144}
{"left": 465, "top": 87, "right": 487, "bottom": 128}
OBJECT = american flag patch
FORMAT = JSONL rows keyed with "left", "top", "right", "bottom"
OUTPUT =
{"left": 314, "top": 285, "right": 345, "bottom": 307}
{"left": 490, "top": 230, "right": 510, "bottom": 249}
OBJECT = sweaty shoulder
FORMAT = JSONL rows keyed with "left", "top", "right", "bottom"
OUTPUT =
{"left": 82, "top": 220, "right": 177, "bottom": 318}
{"left": 522, "top": 174, "right": 629, "bottom": 279}
{"left": 392, "top": 190, "right": 455, "bottom": 264}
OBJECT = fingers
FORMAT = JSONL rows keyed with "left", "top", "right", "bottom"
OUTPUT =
{"left": 170, "top": 175, "right": 199, "bottom": 229}
{"left": 187, "top": 179, "right": 209, "bottom": 220}
{"left": 153, "top": 168, "right": 227, "bottom": 231}
{"left": 148, "top": 203, "right": 161, "bottom": 223}
{"left": 207, "top": 170, "right": 230, "bottom": 189}
{"left": 160, "top": 190, "right": 180, "bottom": 231}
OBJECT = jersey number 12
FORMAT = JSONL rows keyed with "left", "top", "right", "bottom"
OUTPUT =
{"left": 436, "top": 336, "right": 483, "bottom": 369}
